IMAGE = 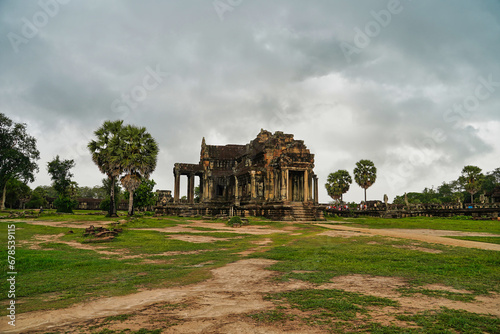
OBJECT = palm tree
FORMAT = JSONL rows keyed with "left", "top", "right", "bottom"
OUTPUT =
{"left": 353, "top": 159, "right": 377, "bottom": 203}
{"left": 325, "top": 169, "right": 352, "bottom": 203}
{"left": 458, "top": 165, "right": 484, "bottom": 204}
{"left": 118, "top": 125, "right": 159, "bottom": 216}
{"left": 88, "top": 120, "right": 124, "bottom": 217}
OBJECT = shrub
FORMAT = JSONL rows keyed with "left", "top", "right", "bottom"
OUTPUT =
{"left": 227, "top": 216, "right": 243, "bottom": 227}
{"left": 99, "top": 198, "right": 111, "bottom": 211}
{"left": 54, "top": 196, "right": 78, "bottom": 213}
{"left": 25, "top": 192, "right": 47, "bottom": 209}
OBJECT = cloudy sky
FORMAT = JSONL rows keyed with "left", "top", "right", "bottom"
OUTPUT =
{"left": 1, "top": 0, "right": 499, "bottom": 203}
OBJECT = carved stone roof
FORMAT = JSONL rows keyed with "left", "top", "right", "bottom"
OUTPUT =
{"left": 204, "top": 144, "right": 246, "bottom": 160}
{"left": 174, "top": 163, "right": 203, "bottom": 174}
{"left": 194, "top": 129, "right": 314, "bottom": 170}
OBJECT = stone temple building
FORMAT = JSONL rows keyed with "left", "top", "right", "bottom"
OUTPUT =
{"left": 155, "top": 129, "right": 324, "bottom": 220}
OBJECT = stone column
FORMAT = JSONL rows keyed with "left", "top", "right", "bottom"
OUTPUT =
{"left": 187, "top": 174, "right": 195, "bottom": 204}
{"left": 304, "top": 169, "right": 309, "bottom": 202}
{"left": 267, "top": 171, "right": 274, "bottom": 201}
{"left": 309, "top": 171, "right": 313, "bottom": 202}
{"left": 199, "top": 175, "right": 204, "bottom": 202}
{"left": 174, "top": 171, "right": 180, "bottom": 203}
{"left": 208, "top": 178, "right": 213, "bottom": 201}
{"left": 281, "top": 169, "right": 288, "bottom": 200}
{"left": 234, "top": 175, "right": 240, "bottom": 205}
{"left": 287, "top": 170, "right": 292, "bottom": 201}
{"left": 251, "top": 171, "right": 256, "bottom": 200}
{"left": 203, "top": 171, "right": 211, "bottom": 201}
{"left": 315, "top": 175, "right": 319, "bottom": 204}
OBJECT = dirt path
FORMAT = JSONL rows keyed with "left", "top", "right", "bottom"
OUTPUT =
{"left": 1, "top": 259, "right": 313, "bottom": 334}
{"left": 4, "top": 220, "right": 499, "bottom": 333}
{"left": 3, "top": 257, "right": 499, "bottom": 333}
{"left": 314, "top": 224, "right": 500, "bottom": 251}
{"left": 132, "top": 223, "right": 289, "bottom": 235}
{"left": 21, "top": 220, "right": 119, "bottom": 229}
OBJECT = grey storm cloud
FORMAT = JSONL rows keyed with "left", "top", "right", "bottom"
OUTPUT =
{"left": 1, "top": 0, "right": 499, "bottom": 202}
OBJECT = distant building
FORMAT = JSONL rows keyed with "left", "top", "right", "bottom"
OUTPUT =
{"left": 156, "top": 129, "right": 323, "bottom": 220}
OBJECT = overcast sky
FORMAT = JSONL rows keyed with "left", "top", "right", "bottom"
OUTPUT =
{"left": 1, "top": 0, "right": 499, "bottom": 203}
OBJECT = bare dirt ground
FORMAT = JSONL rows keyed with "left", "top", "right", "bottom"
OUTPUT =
{"left": 21, "top": 219, "right": 121, "bottom": 229}
{"left": 315, "top": 224, "right": 500, "bottom": 251}
{"left": 133, "top": 221, "right": 290, "bottom": 235}
{"left": 3, "top": 220, "right": 499, "bottom": 333}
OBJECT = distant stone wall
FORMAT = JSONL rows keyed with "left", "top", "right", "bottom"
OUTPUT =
{"left": 45, "top": 197, "right": 128, "bottom": 210}
{"left": 154, "top": 202, "right": 324, "bottom": 221}
{"left": 325, "top": 203, "right": 500, "bottom": 219}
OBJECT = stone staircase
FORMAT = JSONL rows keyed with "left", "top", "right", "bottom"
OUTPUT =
{"left": 290, "top": 202, "right": 318, "bottom": 221}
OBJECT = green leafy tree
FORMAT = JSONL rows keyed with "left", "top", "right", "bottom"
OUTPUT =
{"left": 33, "top": 186, "right": 48, "bottom": 198}
{"left": 452, "top": 192, "right": 465, "bottom": 204}
{"left": 421, "top": 187, "right": 439, "bottom": 204}
{"left": 77, "top": 186, "right": 96, "bottom": 198}
{"left": 481, "top": 168, "right": 500, "bottom": 197}
{"left": 194, "top": 186, "right": 200, "bottom": 203}
{"left": 88, "top": 120, "right": 124, "bottom": 217}
{"left": 91, "top": 184, "right": 108, "bottom": 199}
{"left": 47, "top": 156, "right": 78, "bottom": 213}
{"left": 325, "top": 169, "right": 352, "bottom": 202}
{"left": 76, "top": 185, "right": 107, "bottom": 199}
{"left": 119, "top": 125, "right": 159, "bottom": 216}
{"left": 124, "top": 178, "right": 157, "bottom": 211}
{"left": 26, "top": 190, "right": 47, "bottom": 209}
{"left": 4, "top": 178, "right": 31, "bottom": 209}
{"left": 0, "top": 113, "right": 40, "bottom": 209}
{"left": 437, "top": 182, "right": 454, "bottom": 203}
{"left": 487, "top": 167, "right": 500, "bottom": 184}
{"left": 392, "top": 195, "right": 404, "bottom": 205}
{"left": 99, "top": 178, "right": 122, "bottom": 212}
{"left": 353, "top": 159, "right": 377, "bottom": 203}
{"left": 458, "top": 165, "right": 484, "bottom": 204}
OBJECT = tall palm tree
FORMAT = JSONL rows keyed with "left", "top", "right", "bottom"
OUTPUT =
{"left": 118, "top": 125, "right": 159, "bottom": 216}
{"left": 88, "top": 120, "right": 124, "bottom": 217}
{"left": 353, "top": 159, "right": 377, "bottom": 203}
{"left": 459, "top": 165, "right": 483, "bottom": 204}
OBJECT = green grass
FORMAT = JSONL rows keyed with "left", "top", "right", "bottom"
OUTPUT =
{"left": 259, "top": 290, "right": 498, "bottom": 333}
{"left": 397, "top": 307, "right": 500, "bottom": 333}
{"left": 252, "top": 235, "right": 500, "bottom": 294}
{"left": 248, "top": 309, "right": 295, "bottom": 323}
{"left": 265, "top": 289, "right": 398, "bottom": 321}
{"left": 396, "top": 287, "right": 476, "bottom": 302}
{"left": 91, "top": 330, "right": 161, "bottom": 334}
{"left": 0, "top": 221, "right": 257, "bottom": 314}
{"left": 102, "top": 314, "right": 134, "bottom": 323}
{"left": 29, "top": 210, "right": 128, "bottom": 221}
{"left": 123, "top": 217, "right": 183, "bottom": 228}
{"left": 325, "top": 216, "right": 500, "bottom": 234}
{"left": 1, "top": 215, "right": 499, "bottom": 333}
{"left": 446, "top": 236, "right": 500, "bottom": 245}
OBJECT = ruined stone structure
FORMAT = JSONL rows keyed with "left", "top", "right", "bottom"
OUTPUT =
{"left": 156, "top": 130, "right": 324, "bottom": 220}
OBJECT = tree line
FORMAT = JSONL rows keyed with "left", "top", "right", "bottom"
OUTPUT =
{"left": 325, "top": 159, "right": 377, "bottom": 204}
{"left": 1, "top": 114, "right": 158, "bottom": 216}
{"left": 325, "top": 159, "right": 500, "bottom": 205}
{"left": 393, "top": 166, "right": 500, "bottom": 205}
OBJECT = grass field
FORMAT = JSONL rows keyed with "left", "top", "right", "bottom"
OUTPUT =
{"left": 1, "top": 212, "right": 499, "bottom": 333}
{"left": 325, "top": 216, "right": 500, "bottom": 234}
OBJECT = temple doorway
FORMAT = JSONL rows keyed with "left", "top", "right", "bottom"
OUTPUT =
{"left": 290, "top": 171, "right": 304, "bottom": 202}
